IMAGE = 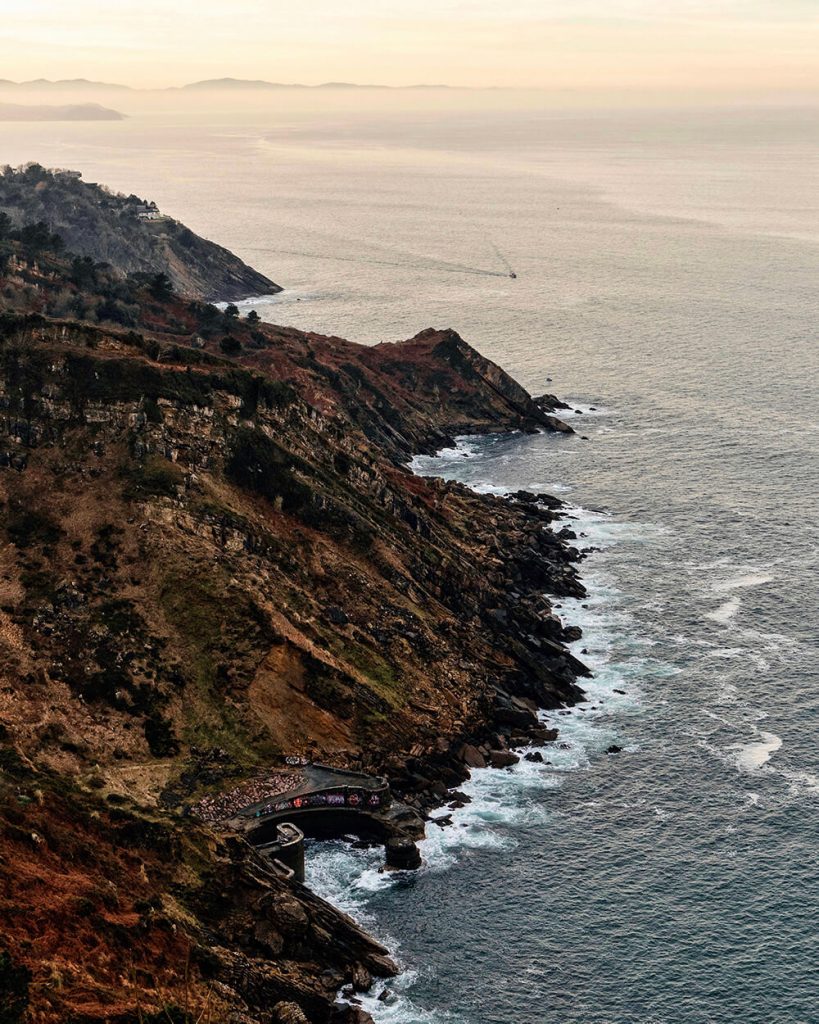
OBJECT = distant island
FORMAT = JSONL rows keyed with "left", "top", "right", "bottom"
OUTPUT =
{"left": 0, "top": 102, "right": 124, "bottom": 121}
{"left": 0, "top": 78, "right": 131, "bottom": 91}
{"left": 0, "top": 76, "right": 456, "bottom": 92}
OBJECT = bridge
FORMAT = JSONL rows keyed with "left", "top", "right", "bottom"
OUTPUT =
{"left": 226, "top": 764, "right": 393, "bottom": 845}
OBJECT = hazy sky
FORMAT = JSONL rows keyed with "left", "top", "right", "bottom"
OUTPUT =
{"left": 3, "top": 0, "right": 819, "bottom": 91}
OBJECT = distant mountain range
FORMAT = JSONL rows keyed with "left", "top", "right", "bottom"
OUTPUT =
{"left": 0, "top": 77, "right": 455, "bottom": 92}
{"left": 0, "top": 102, "right": 124, "bottom": 121}
{"left": 0, "top": 78, "right": 132, "bottom": 91}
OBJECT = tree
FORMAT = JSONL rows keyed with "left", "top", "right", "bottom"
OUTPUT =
{"left": 224, "top": 303, "right": 239, "bottom": 319}
{"left": 246, "top": 309, "right": 260, "bottom": 324}
{"left": 70, "top": 256, "right": 97, "bottom": 289}
{"left": 148, "top": 272, "right": 173, "bottom": 301}
{"left": 195, "top": 302, "right": 221, "bottom": 326}
{"left": 219, "top": 335, "right": 242, "bottom": 355}
{"left": 18, "top": 221, "right": 61, "bottom": 257}
{"left": 0, "top": 212, "right": 11, "bottom": 240}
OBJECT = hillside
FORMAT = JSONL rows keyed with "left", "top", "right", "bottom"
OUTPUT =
{"left": 0, "top": 164, "right": 281, "bottom": 300}
{"left": 0, "top": 220, "right": 586, "bottom": 1022}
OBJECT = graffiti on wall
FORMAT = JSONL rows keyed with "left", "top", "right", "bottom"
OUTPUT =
{"left": 254, "top": 788, "right": 385, "bottom": 818}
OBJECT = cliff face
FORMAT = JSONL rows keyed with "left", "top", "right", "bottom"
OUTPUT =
{"left": 0, "top": 315, "right": 583, "bottom": 775}
{"left": 0, "top": 165, "right": 280, "bottom": 300}
{"left": 0, "top": 231, "right": 587, "bottom": 1022}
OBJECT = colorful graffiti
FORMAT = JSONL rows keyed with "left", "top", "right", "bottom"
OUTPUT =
{"left": 253, "top": 787, "right": 384, "bottom": 818}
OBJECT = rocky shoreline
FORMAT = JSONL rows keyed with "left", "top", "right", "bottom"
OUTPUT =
{"left": 0, "top": 196, "right": 591, "bottom": 1023}
{"left": 323, "top": 484, "right": 592, "bottom": 1023}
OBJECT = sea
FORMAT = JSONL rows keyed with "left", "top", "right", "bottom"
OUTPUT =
{"left": 4, "top": 94, "right": 818, "bottom": 1024}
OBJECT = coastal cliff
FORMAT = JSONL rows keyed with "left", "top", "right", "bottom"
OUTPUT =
{"left": 0, "top": 201, "right": 588, "bottom": 1023}
{"left": 0, "top": 164, "right": 281, "bottom": 300}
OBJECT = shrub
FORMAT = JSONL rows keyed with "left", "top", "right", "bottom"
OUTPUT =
{"left": 0, "top": 949, "right": 30, "bottom": 1024}
{"left": 5, "top": 505, "right": 62, "bottom": 549}
{"left": 219, "top": 335, "right": 242, "bottom": 355}
{"left": 125, "top": 456, "right": 184, "bottom": 498}
{"left": 144, "top": 714, "right": 180, "bottom": 758}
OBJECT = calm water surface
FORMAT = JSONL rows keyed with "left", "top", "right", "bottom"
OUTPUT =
{"left": 4, "top": 100, "right": 818, "bottom": 1023}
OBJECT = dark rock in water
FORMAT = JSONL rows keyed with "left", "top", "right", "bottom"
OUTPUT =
{"left": 563, "top": 625, "right": 583, "bottom": 642}
{"left": 529, "top": 726, "right": 559, "bottom": 743}
{"left": 493, "top": 695, "right": 538, "bottom": 729}
{"left": 607, "top": 744, "right": 623, "bottom": 754}
{"left": 613, "top": 688, "right": 626, "bottom": 695}
{"left": 489, "top": 749, "right": 520, "bottom": 768}
{"left": 448, "top": 789, "right": 471, "bottom": 805}
{"left": 385, "top": 836, "right": 422, "bottom": 870}
{"left": 524, "top": 751, "right": 544, "bottom": 763}
{"left": 459, "top": 743, "right": 486, "bottom": 769}
{"left": 533, "top": 392, "right": 570, "bottom": 411}
{"left": 431, "top": 814, "right": 453, "bottom": 828}
{"left": 378, "top": 988, "right": 398, "bottom": 1005}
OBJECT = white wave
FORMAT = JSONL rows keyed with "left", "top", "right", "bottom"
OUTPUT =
{"left": 706, "top": 596, "right": 741, "bottom": 624}
{"left": 408, "top": 439, "right": 482, "bottom": 474}
{"left": 775, "top": 766, "right": 819, "bottom": 796}
{"left": 731, "top": 730, "right": 782, "bottom": 771}
{"left": 711, "top": 571, "right": 774, "bottom": 593}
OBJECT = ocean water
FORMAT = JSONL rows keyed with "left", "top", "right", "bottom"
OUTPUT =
{"left": 4, "top": 98, "right": 818, "bottom": 1023}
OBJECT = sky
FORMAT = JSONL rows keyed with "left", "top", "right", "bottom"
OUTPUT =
{"left": 2, "top": 0, "right": 819, "bottom": 92}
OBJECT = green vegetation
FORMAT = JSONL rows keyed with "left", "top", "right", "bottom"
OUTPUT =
{"left": 157, "top": 565, "right": 276, "bottom": 761}
{"left": 329, "top": 636, "right": 405, "bottom": 710}
{"left": 124, "top": 455, "right": 185, "bottom": 499}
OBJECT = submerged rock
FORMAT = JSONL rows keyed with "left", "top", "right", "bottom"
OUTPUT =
{"left": 385, "top": 836, "right": 422, "bottom": 870}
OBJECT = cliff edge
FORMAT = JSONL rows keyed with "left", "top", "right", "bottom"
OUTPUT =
{"left": 0, "top": 163, "right": 281, "bottom": 300}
